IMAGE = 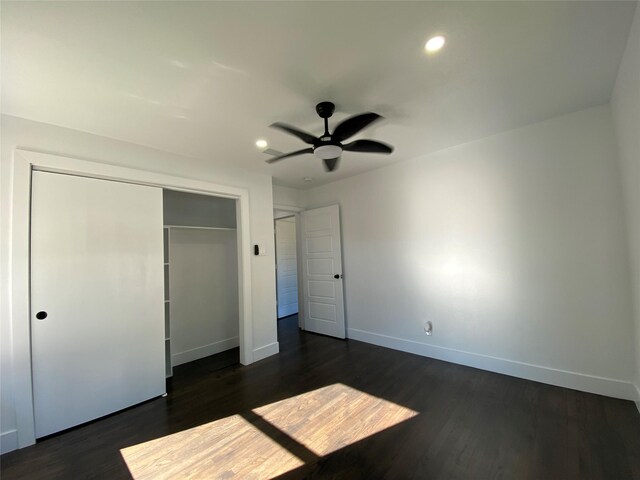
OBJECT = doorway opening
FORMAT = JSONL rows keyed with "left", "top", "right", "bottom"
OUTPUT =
{"left": 272, "top": 204, "right": 346, "bottom": 340}
{"left": 274, "top": 215, "right": 299, "bottom": 321}
{"left": 163, "top": 189, "right": 241, "bottom": 380}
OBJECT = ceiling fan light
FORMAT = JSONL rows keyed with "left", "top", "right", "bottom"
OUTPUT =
{"left": 314, "top": 144, "right": 342, "bottom": 160}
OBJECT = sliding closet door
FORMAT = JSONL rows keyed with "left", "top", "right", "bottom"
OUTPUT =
{"left": 31, "top": 171, "right": 165, "bottom": 438}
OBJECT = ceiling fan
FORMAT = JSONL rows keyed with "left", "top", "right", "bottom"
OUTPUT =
{"left": 265, "top": 101, "right": 393, "bottom": 172}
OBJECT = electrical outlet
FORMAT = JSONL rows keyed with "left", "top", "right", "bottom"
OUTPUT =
{"left": 424, "top": 321, "right": 433, "bottom": 336}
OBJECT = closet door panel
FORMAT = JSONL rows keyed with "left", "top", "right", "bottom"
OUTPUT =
{"left": 31, "top": 171, "right": 165, "bottom": 438}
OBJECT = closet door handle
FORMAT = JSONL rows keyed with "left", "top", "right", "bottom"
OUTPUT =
{"left": 334, "top": 274, "right": 342, "bottom": 279}
{"left": 36, "top": 311, "right": 48, "bottom": 320}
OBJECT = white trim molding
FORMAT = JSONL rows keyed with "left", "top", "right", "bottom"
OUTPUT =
{"left": 1, "top": 430, "right": 18, "bottom": 455}
{"left": 348, "top": 328, "right": 639, "bottom": 401}
{"left": 171, "top": 337, "right": 240, "bottom": 367}
{"left": 635, "top": 383, "right": 640, "bottom": 414}
{"left": 252, "top": 342, "right": 280, "bottom": 362}
{"left": 9, "top": 149, "right": 256, "bottom": 449}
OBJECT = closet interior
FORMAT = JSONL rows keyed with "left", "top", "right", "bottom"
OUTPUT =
{"left": 163, "top": 189, "right": 240, "bottom": 377}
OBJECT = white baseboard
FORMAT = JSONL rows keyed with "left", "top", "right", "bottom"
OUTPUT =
{"left": 1, "top": 429, "right": 18, "bottom": 454}
{"left": 172, "top": 336, "right": 239, "bottom": 367}
{"left": 348, "top": 328, "right": 639, "bottom": 402}
{"left": 253, "top": 342, "right": 280, "bottom": 362}
{"left": 635, "top": 383, "right": 640, "bottom": 414}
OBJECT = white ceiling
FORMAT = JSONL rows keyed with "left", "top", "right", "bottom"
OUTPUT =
{"left": 2, "top": 1, "right": 636, "bottom": 189}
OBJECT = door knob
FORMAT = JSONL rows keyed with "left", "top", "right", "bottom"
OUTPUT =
{"left": 334, "top": 274, "right": 342, "bottom": 279}
{"left": 36, "top": 311, "right": 48, "bottom": 320}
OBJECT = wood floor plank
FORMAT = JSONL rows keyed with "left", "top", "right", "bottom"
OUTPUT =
{"left": 1, "top": 315, "right": 639, "bottom": 479}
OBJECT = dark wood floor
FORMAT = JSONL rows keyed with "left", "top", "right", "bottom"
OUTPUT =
{"left": 2, "top": 315, "right": 639, "bottom": 479}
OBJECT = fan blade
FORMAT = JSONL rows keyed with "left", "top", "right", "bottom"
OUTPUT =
{"left": 342, "top": 139, "right": 393, "bottom": 154}
{"left": 265, "top": 148, "right": 314, "bottom": 164}
{"left": 332, "top": 112, "right": 382, "bottom": 142}
{"left": 322, "top": 157, "right": 340, "bottom": 172}
{"left": 270, "top": 122, "right": 319, "bottom": 145}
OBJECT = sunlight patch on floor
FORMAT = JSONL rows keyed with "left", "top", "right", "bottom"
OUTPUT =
{"left": 120, "top": 383, "right": 418, "bottom": 479}
{"left": 253, "top": 383, "right": 419, "bottom": 457}
{"left": 120, "top": 414, "right": 304, "bottom": 479}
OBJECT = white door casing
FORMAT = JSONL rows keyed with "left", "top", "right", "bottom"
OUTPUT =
{"left": 30, "top": 171, "right": 166, "bottom": 438}
{"left": 275, "top": 217, "right": 299, "bottom": 318}
{"left": 300, "top": 205, "right": 346, "bottom": 338}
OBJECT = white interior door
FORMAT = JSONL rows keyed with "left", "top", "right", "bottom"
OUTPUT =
{"left": 275, "top": 217, "right": 298, "bottom": 318}
{"left": 300, "top": 205, "right": 345, "bottom": 338}
{"left": 31, "top": 171, "right": 165, "bottom": 438}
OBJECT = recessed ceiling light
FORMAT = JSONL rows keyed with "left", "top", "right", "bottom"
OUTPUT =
{"left": 425, "top": 35, "right": 446, "bottom": 53}
{"left": 303, "top": 177, "right": 314, "bottom": 183}
{"left": 256, "top": 139, "right": 268, "bottom": 149}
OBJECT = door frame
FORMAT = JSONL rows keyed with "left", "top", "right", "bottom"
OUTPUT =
{"left": 10, "top": 149, "right": 254, "bottom": 448}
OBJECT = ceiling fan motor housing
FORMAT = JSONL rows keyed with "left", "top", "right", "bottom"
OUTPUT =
{"left": 314, "top": 103, "right": 340, "bottom": 159}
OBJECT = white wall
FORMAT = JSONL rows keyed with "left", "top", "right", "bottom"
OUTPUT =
{"left": 169, "top": 228, "right": 239, "bottom": 366}
{"left": 0, "top": 114, "right": 278, "bottom": 453}
{"left": 611, "top": 3, "right": 640, "bottom": 403}
{"left": 163, "top": 189, "right": 236, "bottom": 229}
{"left": 273, "top": 184, "right": 303, "bottom": 210}
{"left": 303, "top": 104, "right": 637, "bottom": 399}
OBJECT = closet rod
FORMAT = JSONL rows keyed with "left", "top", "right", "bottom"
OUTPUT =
{"left": 164, "top": 225, "right": 236, "bottom": 231}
